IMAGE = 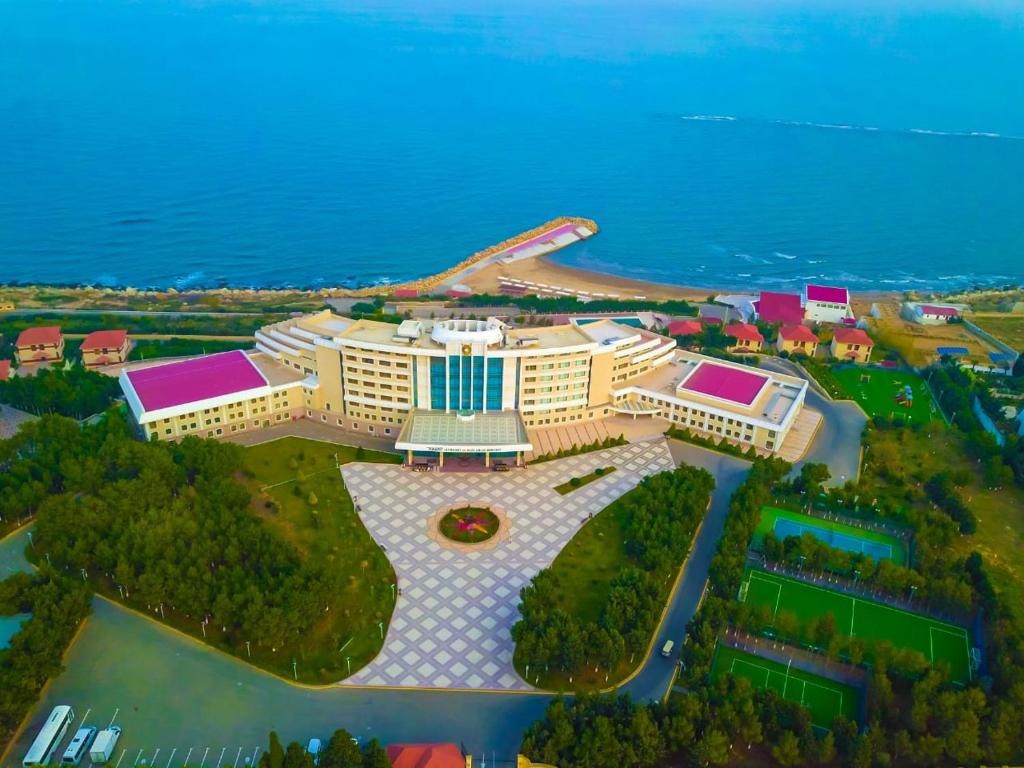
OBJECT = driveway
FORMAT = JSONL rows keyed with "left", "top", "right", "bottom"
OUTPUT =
{"left": 759, "top": 358, "right": 866, "bottom": 487}
{"left": 339, "top": 441, "right": 676, "bottom": 690}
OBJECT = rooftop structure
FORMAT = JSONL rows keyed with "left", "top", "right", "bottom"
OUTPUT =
{"left": 779, "top": 324, "right": 818, "bottom": 343}
{"left": 806, "top": 284, "right": 849, "bottom": 304}
{"left": 121, "top": 350, "right": 269, "bottom": 422}
{"left": 755, "top": 292, "right": 804, "bottom": 325}
{"left": 80, "top": 329, "right": 128, "bottom": 352}
{"left": 15, "top": 326, "right": 62, "bottom": 348}
{"left": 668, "top": 319, "right": 702, "bottom": 336}
{"left": 14, "top": 326, "right": 64, "bottom": 364}
{"left": 386, "top": 743, "right": 467, "bottom": 768}
{"left": 0, "top": 360, "right": 10, "bottom": 382}
{"left": 920, "top": 304, "right": 959, "bottom": 318}
{"left": 679, "top": 360, "right": 769, "bottom": 406}
{"left": 833, "top": 327, "right": 874, "bottom": 346}
{"left": 724, "top": 322, "right": 764, "bottom": 344}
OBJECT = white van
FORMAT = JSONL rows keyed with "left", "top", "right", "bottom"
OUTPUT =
{"left": 661, "top": 640, "right": 675, "bottom": 658}
{"left": 89, "top": 727, "right": 122, "bottom": 764}
{"left": 61, "top": 727, "right": 96, "bottom": 766}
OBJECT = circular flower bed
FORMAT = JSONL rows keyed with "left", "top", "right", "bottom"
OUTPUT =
{"left": 439, "top": 506, "right": 500, "bottom": 544}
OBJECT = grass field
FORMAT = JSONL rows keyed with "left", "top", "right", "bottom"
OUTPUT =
{"left": 554, "top": 466, "right": 616, "bottom": 495}
{"left": 239, "top": 437, "right": 401, "bottom": 682}
{"left": 832, "top": 366, "right": 938, "bottom": 422}
{"left": 752, "top": 506, "right": 908, "bottom": 566}
{"left": 970, "top": 314, "right": 1024, "bottom": 352}
{"left": 710, "top": 644, "right": 860, "bottom": 729}
{"left": 739, "top": 569, "right": 972, "bottom": 685}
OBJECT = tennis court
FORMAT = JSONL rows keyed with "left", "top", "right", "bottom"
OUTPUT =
{"left": 752, "top": 506, "right": 908, "bottom": 565}
{"left": 738, "top": 569, "right": 972, "bottom": 685}
{"left": 710, "top": 644, "right": 860, "bottom": 729}
{"left": 832, "top": 367, "right": 937, "bottom": 422}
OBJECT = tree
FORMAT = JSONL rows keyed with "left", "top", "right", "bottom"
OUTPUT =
{"left": 694, "top": 728, "right": 731, "bottom": 765}
{"left": 796, "top": 463, "right": 831, "bottom": 498}
{"left": 283, "top": 741, "right": 312, "bottom": 768}
{"left": 361, "top": 739, "right": 390, "bottom": 768}
{"left": 258, "top": 732, "right": 285, "bottom": 768}
{"left": 771, "top": 730, "right": 802, "bottom": 767}
{"left": 319, "top": 729, "right": 363, "bottom": 768}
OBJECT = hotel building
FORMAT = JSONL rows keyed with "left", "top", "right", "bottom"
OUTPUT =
{"left": 121, "top": 310, "right": 807, "bottom": 461}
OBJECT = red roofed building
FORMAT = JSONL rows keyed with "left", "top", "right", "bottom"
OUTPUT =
{"left": 14, "top": 326, "right": 64, "bottom": 364}
{"left": 724, "top": 323, "right": 764, "bottom": 352}
{"left": 393, "top": 288, "right": 419, "bottom": 298}
{"left": 831, "top": 327, "right": 874, "bottom": 363}
{"left": 81, "top": 329, "right": 130, "bottom": 368}
{"left": 668, "top": 319, "right": 702, "bottom": 337}
{"left": 804, "top": 284, "right": 853, "bottom": 324}
{"left": 386, "top": 743, "right": 469, "bottom": 768}
{"left": 915, "top": 304, "right": 960, "bottom": 324}
{"left": 754, "top": 292, "right": 804, "bottom": 325}
{"left": 776, "top": 324, "right": 819, "bottom": 357}
{"left": 0, "top": 359, "right": 10, "bottom": 382}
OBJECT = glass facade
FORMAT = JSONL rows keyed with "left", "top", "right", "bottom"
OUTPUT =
{"left": 428, "top": 355, "right": 505, "bottom": 412}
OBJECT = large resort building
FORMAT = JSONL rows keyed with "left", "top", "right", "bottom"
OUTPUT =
{"left": 120, "top": 310, "right": 808, "bottom": 462}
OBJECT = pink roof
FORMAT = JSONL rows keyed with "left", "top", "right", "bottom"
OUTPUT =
{"left": 724, "top": 323, "right": 764, "bottom": 343}
{"left": 81, "top": 329, "right": 128, "bottom": 351}
{"left": 779, "top": 324, "right": 818, "bottom": 343}
{"left": 806, "top": 284, "right": 849, "bottom": 304}
{"left": 920, "top": 304, "right": 958, "bottom": 317}
{"left": 756, "top": 292, "right": 804, "bottom": 325}
{"left": 15, "top": 326, "right": 62, "bottom": 347}
{"left": 0, "top": 360, "right": 10, "bottom": 381}
{"left": 126, "top": 350, "right": 266, "bottom": 412}
{"left": 833, "top": 327, "right": 874, "bottom": 346}
{"left": 668, "top": 319, "right": 702, "bottom": 336}
{"left": 681, "top": 362, "right": 769, "bottom": 406}
{"left": 501, "top": 222, "right": 582, "bottom": 258}
{"left": 386, "top": 744, "right": 464, "bottom": 768}
{"left": 445, "top": 289, "right": 472, "bottom": 298}
{"left": 393, "top": 288, "right": 418, "bottom": 298}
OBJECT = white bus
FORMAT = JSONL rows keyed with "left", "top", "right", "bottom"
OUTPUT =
{"left": 23, "top": 706, "right": 75, "bottom": 767}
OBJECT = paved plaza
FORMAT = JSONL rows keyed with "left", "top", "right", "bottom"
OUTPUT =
{"left": 339, "top": 439, "right": 676, "bottom": 691}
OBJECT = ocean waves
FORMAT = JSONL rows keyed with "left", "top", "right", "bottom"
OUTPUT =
{"left": 679, "top": 114, "right": 1023, "bottom": 141}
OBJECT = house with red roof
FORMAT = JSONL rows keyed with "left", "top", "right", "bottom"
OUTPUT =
{"left": 724, "top": 322, "right": 764, "bottom": 352}
{"left": 14, "top": 326, "right": 64, "bottom": 365}
{"left": 393, "top": 288, "right": 419, "bottom": 298}
{"left": 905, "top": 302, "right": 960, "bottom": 325}
{"left": 0, "top": 359, "right": 10, "bottom": 382}
{"left": 754, "top": 292, "right": 804, "bottom": 326}
{"left": 386, "top": 743, "right": 469, "bottom": 768}
{"left": 804, "top": 284, "right": 853, "bottom": 324}
{"left": 831, "top": 327, "right": 874, "bottom": 363}
{"left": 776, "top": 324, "right": 819, "bottom": 357}
{"left": 81, "top": 329, "right": 130, "bottom": 368}
{"left": 667, "top": 319, "right": 702, "bottom": 337}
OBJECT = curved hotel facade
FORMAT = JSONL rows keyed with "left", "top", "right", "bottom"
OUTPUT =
{"left": 120, "top": 310, "right": 808, "bottom": 462}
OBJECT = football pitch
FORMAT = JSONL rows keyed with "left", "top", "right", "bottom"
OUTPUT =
{"left": 832, "top": 367, "right": 937, "bottom": 422}
{"left": 739, "top": 569, "right": 972, "bottom": 685}
{"left": 710, "top": 644, "right": 860, "bottom": 729}
{"left": 752, "top": 506, "right": 908, "bottom": 566}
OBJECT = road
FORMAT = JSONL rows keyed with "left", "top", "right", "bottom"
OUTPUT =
{"left": 1, "top": 443, "right": 750, "bottom": 764}
{"left": 759, "top": 357, "right": 866, "bottom": 486}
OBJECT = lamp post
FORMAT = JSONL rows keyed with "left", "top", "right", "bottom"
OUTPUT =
{"left": 378, "top": 622, "right": 384, "bottom": 639}
{"left": 292, "top": 658, "right": 297, "bottom": 681}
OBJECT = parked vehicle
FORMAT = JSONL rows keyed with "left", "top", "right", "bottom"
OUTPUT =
{"left": 306, "top": 739, "right": 322, "bottom": 766}
{"left": 61, "top": 727, "right": 97, "bottom": 766}
{"left": 89, "top": 727, "right": 122, "bottom": 764}
{"left": 23, "top": 706, "right": 75, "bottom": 767}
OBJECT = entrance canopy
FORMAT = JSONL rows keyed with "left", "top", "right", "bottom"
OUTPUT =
{"left": 396, "top": 409, "right": 532, "bottom": 457}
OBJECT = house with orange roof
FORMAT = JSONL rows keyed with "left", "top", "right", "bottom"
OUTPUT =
{"left": 14, "top": 326, "right": 64, "bottom": 365}
{"left": 386, "top": 743, "right": 470, "bottom": 768}
{"left": 0, "top": 359, "right": 11, "bottom": 382}
{"left": 777, "top": 324, "right": 819, "bottom": 357}
{"left": 724, "top": 322, "right": 764, "bottom": 352}
{"left": 81, "top": 329, "right": 130, "bottom": 367}
{"left": 831, "top": 327, "right": 874, "bottom": 363}
{"left": 667, "top": 319, "right": 702, "bottom": 337}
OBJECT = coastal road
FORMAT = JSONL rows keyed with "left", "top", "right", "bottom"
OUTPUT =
{"left": 2, "top": 443, "right": 748, "bottom": 764}
{"left": 759, "top": 357, "right": 866, "bottom": 486}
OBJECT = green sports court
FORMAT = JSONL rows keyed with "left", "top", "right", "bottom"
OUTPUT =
{"left": 710, "top": 644, "right": 860, "bottom": 729}
{"left": 832, "top": 366, "right": 937, "bottom": 422}
{"left": 752, "top": 506, "right": 909, "bottom": 566}
{"left": 739, "top": 569, "right": 972, "bottom": 685}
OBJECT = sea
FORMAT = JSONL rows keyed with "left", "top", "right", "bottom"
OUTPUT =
{"left": 1, "top": 0, "right": 1023, "bottom": 293}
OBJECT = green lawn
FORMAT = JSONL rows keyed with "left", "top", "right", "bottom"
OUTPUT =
{"left": 832, "top": 366, "right": 938, "bottom": 423}
{"left": 753, "top": 506, "right": 908, "bottom": 566}
{"left": 239, "top": 437, "right": 401, "bottom": 683}
{"left": 554, "top": 466, "right": 616, "bottom": 495}
{"left": 740, "top": 569, "right": 972, "bottom": 685}
{"left": 710, "top": 644, "right": 860, "bottom": 729}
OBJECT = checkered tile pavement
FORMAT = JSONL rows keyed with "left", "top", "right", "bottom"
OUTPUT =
{"left": 338, "top": 439, "right": 675, "bottom": 690}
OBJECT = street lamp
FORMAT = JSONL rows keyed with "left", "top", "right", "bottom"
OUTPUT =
{"left": 378, "top": 622, "right": 384, "bottom": 639}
